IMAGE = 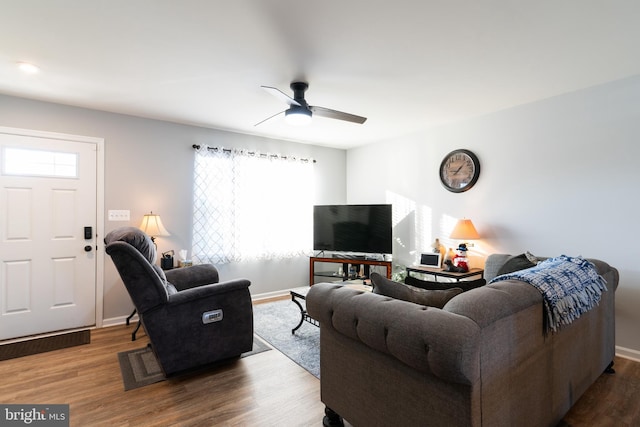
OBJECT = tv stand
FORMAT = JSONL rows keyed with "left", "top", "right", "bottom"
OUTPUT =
{"left": 309, "top": 256, "right": 392, "bottom": 286}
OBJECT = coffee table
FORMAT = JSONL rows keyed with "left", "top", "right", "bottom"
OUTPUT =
{"left": 289, "top": 283, "right": 371, "bottom": 334}
{"left": 289, "top": 286, "right": 317, "bottom": 334}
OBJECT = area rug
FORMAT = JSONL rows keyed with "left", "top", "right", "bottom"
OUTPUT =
{"left": 0, "top": 329, "right": 91, "bottom": 361}
{"left": 117, "top": 335, "right": 270, "bottom": 391}
{"left": 253, "top": 298, "right": 320, "bottom": 378}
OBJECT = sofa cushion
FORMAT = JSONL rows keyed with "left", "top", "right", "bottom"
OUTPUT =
{"left": 371, "top": 272, "right": 463, "bottom": 308}
{"left": 152, "top": 265, "right": 178, "bottom": 295}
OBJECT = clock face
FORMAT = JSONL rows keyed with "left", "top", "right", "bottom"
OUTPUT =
{"left": 439, "top": 149, "right": 480, "bottom": 193}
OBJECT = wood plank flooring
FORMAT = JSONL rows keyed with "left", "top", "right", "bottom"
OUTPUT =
{"left": 1, "top": 320, "right": 639, "bottom": 427}
{"left": 0, "top": 325, "right": 324, "bottom": 426}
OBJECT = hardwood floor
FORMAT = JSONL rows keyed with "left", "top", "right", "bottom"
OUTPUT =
{"left": 562, "top": 355, "right": 640, "bottom": 427}
{"left": 0, "top": 325, "right": 324, "bottom": 426}
{"left": 1, "top": 321, "right": 639, "bottom": 427}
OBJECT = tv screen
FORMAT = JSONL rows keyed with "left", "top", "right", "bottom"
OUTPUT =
{"left": 313, "top": 204, "right": 392, "bottom": 254}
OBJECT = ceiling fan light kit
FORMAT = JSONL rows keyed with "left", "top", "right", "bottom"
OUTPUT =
{"left": 17, "top": 61, "right": 40, "bottom": 74}
{"left": 257, "top": 81, "right": 367, "bottom": 127}
{"left": 285, "top": 106, "right": 312, "bottom": 126}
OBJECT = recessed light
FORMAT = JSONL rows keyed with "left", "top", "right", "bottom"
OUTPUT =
{"left": 17, "top": 62, "right": 40, "bottom": 74}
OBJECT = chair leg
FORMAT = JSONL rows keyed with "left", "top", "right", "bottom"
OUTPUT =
{"left": 131, "top": 320, "right": 141, "bottom": 341}
{"left": 126, "top": 308, "right": 141, "bottom": 341}
{"left": 126, "top": 308, "right": 136, "bottom": 326}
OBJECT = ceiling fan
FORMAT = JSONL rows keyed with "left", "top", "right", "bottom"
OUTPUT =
{"left": 256, "top": 82, "right": 367, "bottom": 126}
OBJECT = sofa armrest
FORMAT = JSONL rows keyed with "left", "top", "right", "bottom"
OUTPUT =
{"left": 484, "top": 253, "right": 511, "bottom": 281}
{"left": 164, "top": 264, "right": 220, "bottom": 291}
{"left": 588, "top": 259, "right": 619, "bottom": 292}
{"left": 444, "top": 280, "right": 543, "bottom": 328}
{"left": 307, "top": 283, "right": 481, "bottom": 385}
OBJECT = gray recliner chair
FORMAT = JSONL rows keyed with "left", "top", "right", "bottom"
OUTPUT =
{"left": 105, "top": 227, "right": 253, "bottom": 376}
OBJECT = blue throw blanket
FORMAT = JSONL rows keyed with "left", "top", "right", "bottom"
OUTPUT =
{"left": 489, "top": 255, "right": 607, "bottom": 333}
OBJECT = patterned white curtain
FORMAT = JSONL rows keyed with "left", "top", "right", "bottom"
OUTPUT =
{"left": 192, "top": 146, "right": 314, "bottom": 264}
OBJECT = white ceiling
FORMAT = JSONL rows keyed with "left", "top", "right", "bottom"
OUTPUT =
{"left": 2, "top": 1, "right": 640, "bottom": 149}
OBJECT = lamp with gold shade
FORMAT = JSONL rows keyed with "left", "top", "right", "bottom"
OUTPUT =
{"left": 448, "top": 218, "right": 479, "bottom": 273}
{"left": 450, "top": 218, "right": 480, "bottom": 245}
{"left": 139, "top": 211, "right": 170, "bottom": 243}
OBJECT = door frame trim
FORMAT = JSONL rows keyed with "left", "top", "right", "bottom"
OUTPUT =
{"left": 0, "top": 126, "right": 105, "bottom": 328}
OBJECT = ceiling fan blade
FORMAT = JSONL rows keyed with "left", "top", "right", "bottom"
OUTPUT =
{"left": 254, "top": 109, "right": 285, "bottom": 127}
{"left": 309, "top": 106, "right": 367, "bottom": 124}
{"left": 261, "top": 86, "right": 301, "bottom": 107}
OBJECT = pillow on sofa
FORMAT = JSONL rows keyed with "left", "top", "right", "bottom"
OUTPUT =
{"left": 371, "top": 272, "right": 463, "bottom": 308}
{"left": 405, "top": 275, "right": 486, "bottom": 292}
{"left": 496, "top": 253, "right": 536, "bottom": 276}
{"left": 524, "top": 251, "right": 547, "bottom": 265}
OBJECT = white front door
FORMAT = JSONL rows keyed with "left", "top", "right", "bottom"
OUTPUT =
{"left": 0, "top": 131, "right": 98, "bottom": 340}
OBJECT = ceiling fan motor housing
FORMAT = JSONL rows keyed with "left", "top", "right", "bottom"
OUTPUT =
{"left": 290, "top": 82, "right": 310, "bottom": 107}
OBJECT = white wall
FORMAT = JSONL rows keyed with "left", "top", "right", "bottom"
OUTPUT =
{"left": 346, "top": 75, "right": 640, "bottom": 357}
{"left": 0, "top": 94, "right": 347, "bottom": 322}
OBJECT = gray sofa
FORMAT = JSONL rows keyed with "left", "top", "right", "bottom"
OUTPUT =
{"left": 306, "top": 254, "right": 618, "bottom": 427}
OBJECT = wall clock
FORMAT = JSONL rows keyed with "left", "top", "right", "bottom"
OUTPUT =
{"left": 439, "top": 149, "right": 480, "bottom": 193}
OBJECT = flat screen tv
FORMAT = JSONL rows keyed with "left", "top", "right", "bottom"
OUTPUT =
{"left": 313, "top": 204, "right": 392, "bottom": 255}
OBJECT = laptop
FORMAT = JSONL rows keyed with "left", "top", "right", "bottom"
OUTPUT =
{"left": 420, "top": 253, "right": 442, "bottom": 268}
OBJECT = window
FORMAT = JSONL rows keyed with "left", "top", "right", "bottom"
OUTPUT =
{"left": 2, "top": 147, "right": 78, "bottom": 178}
{"left": 192, "top": 146, "right": 314, "bottom": 263}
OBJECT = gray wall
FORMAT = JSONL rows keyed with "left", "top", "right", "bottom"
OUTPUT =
{"left": 0, "top": 94, "right": 347, "bottom": 321}
{"left": 4, "top": 73, "right": 639, "bottom": 358}
{"left": 346, "top": 75, "right": 640, "bottom": 357}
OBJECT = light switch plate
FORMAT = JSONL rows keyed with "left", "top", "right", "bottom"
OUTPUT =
{"left": 108, "top": 210, "right": 130, "bottom": 221}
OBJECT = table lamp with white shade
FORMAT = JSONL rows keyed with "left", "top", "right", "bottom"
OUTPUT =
{"left": 139, "top": 211, "right": 170, "bottom": 244}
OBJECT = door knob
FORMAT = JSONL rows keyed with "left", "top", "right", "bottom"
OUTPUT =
{"left": 84, "top": 245, "right": 93, "bottom": 252}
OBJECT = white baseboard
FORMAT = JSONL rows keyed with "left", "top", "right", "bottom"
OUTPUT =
{"left": 616, "top": 345, "right": 640, "bottom": 362}
{"left": 251, "top": 289, "right": 290, "bottom": 302}
{"left": 102, "top": 314, "right": 138, "bottom": 328}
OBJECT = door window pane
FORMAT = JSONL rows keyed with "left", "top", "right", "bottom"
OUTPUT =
{"left": 2, "top": 147, "right": 78, "bottom": 178}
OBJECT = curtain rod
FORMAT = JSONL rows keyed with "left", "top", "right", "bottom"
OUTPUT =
{"left": 192, "top": 144, "right": 316, "bottom": 163}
